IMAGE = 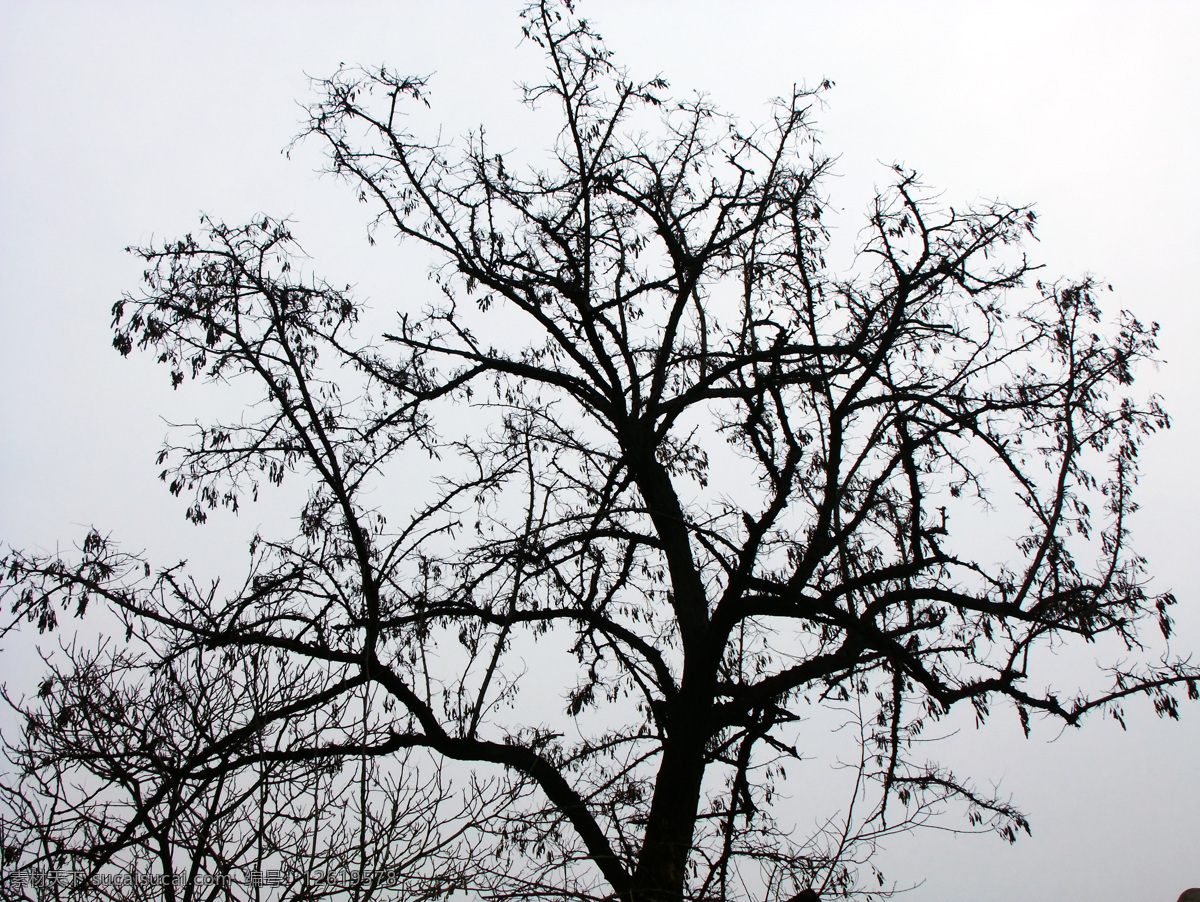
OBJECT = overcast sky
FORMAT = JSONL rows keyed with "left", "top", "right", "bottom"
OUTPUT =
{"left": 1, "top": 3, "right": 1197, "bottom": 900}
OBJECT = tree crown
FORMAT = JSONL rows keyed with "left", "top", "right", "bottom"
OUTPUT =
{"left": 3, "top": 4, "right": 1195, "bottom": 901}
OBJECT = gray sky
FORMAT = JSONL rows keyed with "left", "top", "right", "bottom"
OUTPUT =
{"left": 1, "top": 3, "right": 1197, "bottom": 899}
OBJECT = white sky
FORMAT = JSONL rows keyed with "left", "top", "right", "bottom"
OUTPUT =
{"left": 1, "top": 3, "right": 1197, "bottom": 900}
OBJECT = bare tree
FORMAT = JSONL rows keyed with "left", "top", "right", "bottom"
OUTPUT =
{"left": 1, "top": 619, "right": 497, "bottom": 902}
{"left": 3, "top": 3, "right": 1197, "bottom": 900}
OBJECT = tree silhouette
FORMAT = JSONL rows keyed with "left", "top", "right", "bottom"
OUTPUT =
{"left": 3, "top": 3, "right": 1197, "bottom": 901}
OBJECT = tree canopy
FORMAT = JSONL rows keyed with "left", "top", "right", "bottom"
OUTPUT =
{"left": 3, "top": 3, "right": 1196, "bottom": 901}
